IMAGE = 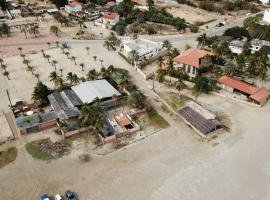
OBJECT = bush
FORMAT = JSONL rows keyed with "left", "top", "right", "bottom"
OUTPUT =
{"left": 190, "top": 24, "right": 199, "bottom": 33}
{"left": 223, "top": 26, "right": 250, "bottom": 39}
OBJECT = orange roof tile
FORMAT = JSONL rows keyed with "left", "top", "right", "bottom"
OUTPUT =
{"left": 102, "top": 12, "right": 118, "bottom": 20}
{"left": 68, "top": 1, "right": 81, "bottom": 7}
{"left": 173, "top": 48, "right": 214, "bottom": 68}
{"left": 218, "top": 76, "right": 270, "bottom": 104}
{"left": 250, "top": 88, "right": 270, "bottom": 104}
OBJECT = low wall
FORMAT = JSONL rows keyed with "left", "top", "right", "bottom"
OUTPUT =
{"left": 62, "top": 126, "right": 92, "bottom": 139}
{"left": 19, "top": 119, "right": 58, "bottom": 136}
{"left": 100, "top": 134, "right": 116, "bottom": 144}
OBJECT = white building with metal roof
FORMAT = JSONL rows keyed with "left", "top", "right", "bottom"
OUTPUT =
{"left": 71, "top": 79, "right": 121, "bottom": 104}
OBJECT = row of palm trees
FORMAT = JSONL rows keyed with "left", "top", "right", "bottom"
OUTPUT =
{"left": 103, "top": 32, "right": 121, "bottom": 51}
{"left": 0, "top": 58, "right": 10, "bottom": 80}
{"left": 20, "top": 53, "right": 40, "bottom": 82}
{"left": 21, "top": 24, "right": 40, "bottom": 39}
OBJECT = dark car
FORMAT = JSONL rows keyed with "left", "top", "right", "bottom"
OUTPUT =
{"left": 65, "top": 190, "right": 77, "bottom": 200}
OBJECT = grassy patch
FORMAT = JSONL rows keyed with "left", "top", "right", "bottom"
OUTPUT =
{"left": 147, "top": 107, "right": 169, "bottom": 129}
{"left": 0, "top": 147, "right": 17, "bottom": 168}
{"left": 25, "top": 143, "right": 54, "bottom": 161}
{"left": 157, "top": 91, "right": 192, "bottom": 110}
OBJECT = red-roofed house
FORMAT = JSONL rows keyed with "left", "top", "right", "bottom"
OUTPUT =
{"left": 173, "top": 48, "right": 214, "bottom": 78}
{"left": 65, "top": 1, "right": 82, "bottom": 13}
{"left": 218, "top": 75, "right": 270, "bottom": 106}
{"left": 105, "top": 1, "right": 117, "bottom": 9}
{"left": 102, "top": 12, "right": 119, "bottom": 26}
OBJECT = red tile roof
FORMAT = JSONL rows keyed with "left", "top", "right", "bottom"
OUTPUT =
{"left": 105, "top": 1, "right": 116, "bottom": 8}
{"left": 68, "top": 1, "right": 81, "bottom": 7}
{"left": 102, "top": 12, "right": 118, "bottom": 20}
{"left": 218, "top": 76, "right": 270, "bottom": 104}
{"left": 250, "top": 88, "right": 270, "bottom": 104}
{"left": 173, "top": 48, "right": 214, "bottom": 68}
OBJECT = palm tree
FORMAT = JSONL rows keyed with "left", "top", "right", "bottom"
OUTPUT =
{"left": 197, "top": 33, "right": 208, "bottom": 48}
{"left": 0, "top": 58, "right": 4, "bottom": 67}
{"left": 78, "top": 19, "right": 85, "bottom": 29}
{"left": 225, "top": 59, "right": 237, "bottom": 76}
{"left": 128, "top": 50, "right": 139, "bottom": 66}
{"left": 93, "top": 56, "right": 97, "bottom": 61}
{"left": 21, "top": 27, "right": 28, "bottom": 39}
{"left": 55, "top": 41, "right": 60, "bottom": 48}
{"left": 51, "top": 60, "right": 58, "bottom": 70}
{"left": 20, "top": 54, "right": 26, "bottom": 61}
{"left": 103, "top": 40, "right": 111, "bottom": 50}
{"left": 18, "top": 47, "right": 23, "bottom": 54}
{"left": 49, "top": 71, "right": 60, "bottom": 89}
{"left": 23, "top": 59, "right": 30, "bottom": 67}
{"left": 71, "top": 56, "right": 77, "bottom": 65}
{"left": 85, "top": 46, "right": 90, "bottom": 56}
{"left": 28, "top": 25, "right": 39, "bottom": 38}
{"left": 59, "top": 68, "right": 63, "bottom": 77}
{"left": 175, "top": 78, "right": 186, "bottom": 96}
{"left": 72, "top": 74, "right": 80, "bottom": 85}
{"left": 3, "top": 71, "right": 10, "bottom": 80}
{"left": 79, "top": 63, "right": 85, "bottom": 71}
{"left": 47, "top": 42, "right": 51, "bottom": 49}
{"left": 162, "top": 40, "right": 172, "bottom": 51}
{"left": 1, "top": 64, "right": 7, "bottom": 72}
{"left": 34, "top": 73, "right": 40, "bottom": 82}
{"left": 66, "top": 72, "right": 74, "bottom": 85}
{"left": 157, "top": 56, "right": 164, "bottom": 69}
{"left": 50, "top": 25, "right": 60, "bottom": 37}
{"left": 65, "top": 51, "right": 70, "bottom": 58}
{"left": 41, "top": 49, "right": 45, "bottom": 57}
{"left": 87, "top": 69, "right": 98, "bottom": 80}
{"left": 99, "top": 59, "right": 104, "bottom": 67}
{"left": 27, "top": 65, "right": 35, "bottom": 75}
{"left": 155, "top": 69, "right": 166, "bottom": 83}
{"left": 45, "top": 55, "right": 51, "bottom": 63}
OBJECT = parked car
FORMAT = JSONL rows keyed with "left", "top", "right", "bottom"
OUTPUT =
{"left": 65, "top": 190, "right": 77, "bottom": 200}
{"left": 40, "top": 194, "right": 50, "bottom": 200}
{"left": 55, "top": 194, "right": 63, "bottom": 200}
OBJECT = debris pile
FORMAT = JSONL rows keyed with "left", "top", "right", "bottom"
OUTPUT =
{"left": 35, "top": 138, "right": 70, "bottom": 157}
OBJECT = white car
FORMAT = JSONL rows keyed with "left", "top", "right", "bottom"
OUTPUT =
{"left": 55, "top": 194, "right": 63, "bottom": 200}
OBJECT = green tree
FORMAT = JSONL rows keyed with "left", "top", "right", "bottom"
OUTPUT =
{"left": 50, "top": 25, "right": 60, "bottom": 37}
{"left": 175, "top": 77, "right": 186, "bottom": 96}
{"left": 128, "top": 90, "right": 146, "bottom": 109}
{"left": 224, "top": 59, "right": 237, "bottom": 76}
{"left": 32, "top": 81, "right": 51, "bottom": 103}
{"left": 79, "top": 63, "right": 85, "bottom": 72}
{"left": 21, "top": 27, "right": 28, "bottom": 39}
{"left": 28, "top": 25, "right": 39, "bottom": 38}
{"left": 49, "top": 71, "right": 60, "bottom": 89}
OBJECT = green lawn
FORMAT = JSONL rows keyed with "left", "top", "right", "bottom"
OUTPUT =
{"left": 147, "top": 107, "right": 169, "bottom": 129}
{"left": 157, "top": 91, "right": 192, "bottom": 110}
{"left": 0, "top": 147, "right": 17, "bottom": 168}
{"left": 25, "top": 143, "right": 54, "bottom": 161}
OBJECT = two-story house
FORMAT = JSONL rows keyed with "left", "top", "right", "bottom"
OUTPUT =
{"left": 173, "top": 48, "right": 214, "bottom": 78}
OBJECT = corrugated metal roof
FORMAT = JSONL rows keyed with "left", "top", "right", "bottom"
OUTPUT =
{"left": 178, "top": 106, "right": 223, "bottom": 135}
{"left": 71, "top": 79, "right": 121, "bottom": 104}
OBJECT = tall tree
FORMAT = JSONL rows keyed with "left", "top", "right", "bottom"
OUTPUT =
{"left": 32, "top": 81, "right": 51, "bottom": 103}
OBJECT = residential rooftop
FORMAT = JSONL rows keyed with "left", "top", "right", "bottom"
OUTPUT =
{"left": 173, "top": 48, "right": 214, "bottom": 68}
{"left": 71, "top": 79, "right": 121, "bottom": 104}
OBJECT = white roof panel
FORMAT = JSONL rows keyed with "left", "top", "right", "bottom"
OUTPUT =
{"left": 71, "top": 79, "right": 121, "bottom": 103}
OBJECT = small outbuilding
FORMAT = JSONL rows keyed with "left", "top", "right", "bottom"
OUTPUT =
{"left": 218, "top": 76, "right": 270, "bottom": 106}
{"left": 177, "top": 101, "right": 223, "bottom": 137}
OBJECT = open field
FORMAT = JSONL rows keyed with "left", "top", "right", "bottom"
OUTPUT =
{"left": 166, "top": 4, "right": 219, "bottom": 24}
{"left": 0, "top": 41, "right": 134, "bottom": 110}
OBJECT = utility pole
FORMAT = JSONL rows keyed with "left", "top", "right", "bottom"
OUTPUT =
{"left": 6, "top": 89, "right": 12, "bottom": 107}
